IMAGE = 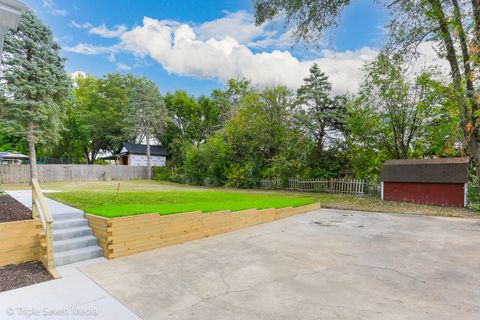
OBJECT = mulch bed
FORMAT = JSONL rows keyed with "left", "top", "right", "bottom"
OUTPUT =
{"left": 0, "top": 194, "right": 32, "bottom": 223}
{"left": 0, "top": 261, "right": 53, "bottom": 292}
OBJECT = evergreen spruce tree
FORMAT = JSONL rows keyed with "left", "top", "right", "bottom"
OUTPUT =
{"left": 0, "top": 10, "right": 71, "bottom": 179}
{"left": 296, "top": 63, "right": 345, "bottom": 161}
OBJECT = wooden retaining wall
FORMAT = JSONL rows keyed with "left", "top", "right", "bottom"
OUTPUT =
{"left": 85, "top": 203, "right": 321, "bottom": 259}
{"left": 0, "top": 164, "right": 149, "bottom": 184}
{"left": 0, "top": 220, "right": 40, "bottom": 266}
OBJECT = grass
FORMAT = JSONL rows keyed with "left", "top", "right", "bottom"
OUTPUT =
{"left": 6, "top": 180, "right": 478, "bottom": 218}
{"left": 48, "top": 190, "right": 316, "bottom": 217}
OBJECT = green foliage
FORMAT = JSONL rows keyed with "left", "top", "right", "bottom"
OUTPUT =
{"left": 226, "top": 163, "right": 254, "bottom": 188}
{"left": 57, "top": 73, "right": 144, "bottom": 163}
{"left": 130, "top": 78, "right": 168, "bottom": 140}
{"left": 161, "top": 90, "right": 226, "bottom": 168}
{"left": 183, "top": 133, "right": 232, "bottom": 186}
{"left": 0, "top": 132, "right": 27, "bottom": 153}
{"left": 254, "top": 0, "right": 351, "bottom": 44}
{"left": 351, "top": 53, "right": 459, "bottom": 163}
{"left": 152, "top": 166, "right": 173, "bottom": 181}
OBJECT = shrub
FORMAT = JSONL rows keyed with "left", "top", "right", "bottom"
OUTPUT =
{"left": 226, "top": 163, "right": 253, "bottom": 188}
{"left": 152, "top": 166, "right": 173, "bottom": 181}
{"left": 183, "top": 133, "right": 233, "bottom": 186}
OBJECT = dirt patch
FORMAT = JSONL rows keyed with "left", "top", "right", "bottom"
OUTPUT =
{"left": 0, "top": 261, "right": 53, "bottom": 292}
{"left": 0, "top": 194, "right": 31, "bottom": 223}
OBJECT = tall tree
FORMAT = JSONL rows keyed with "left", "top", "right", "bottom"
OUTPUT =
{"left": 360, "top": 54, "right": 438, "bottom": 159}
{"left": 68, "top": 73, "right": 136, "bottom": 164}
{"left": 130, "top": 78, "right": 168, "bottom": 179}
{"left": 162, "top": 90, "right": 224, "bottom": 168}
{"left": 296, "top": 63, "right": 345, "bottom": 161}
{"left": 0, "top": 10, "right": 71, "bottom": 179}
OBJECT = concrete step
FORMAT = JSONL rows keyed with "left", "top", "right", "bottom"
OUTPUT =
{"left": 53, "top": 226, "right": 92, "bottom": 241}
{"left": 54, "top": 235, "right": 99, "bottom": 252}
{"left": 54, "top": 245, "right": 104, "bottom": 266}
{"left": 53, "top": 218, "right": 88, "bottom": 230}
{"left": 51, "top": 211, "right": 85, "bottom": 221}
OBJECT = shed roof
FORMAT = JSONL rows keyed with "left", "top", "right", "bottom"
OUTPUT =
{"left": 117, "top": 142, "right": 168, "bottom": 156}
{"left": 381, "top": 157, "right": 469, "bottom": 183}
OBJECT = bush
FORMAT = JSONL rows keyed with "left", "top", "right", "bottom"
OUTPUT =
{"left": 183, "top": 133, "right": 232, "bottom": 186}
{"left": 152, "top": 166, "right": 173, "bottom": 181}
{"left": 226, "top": 163, "right": 253, "bottom": 188}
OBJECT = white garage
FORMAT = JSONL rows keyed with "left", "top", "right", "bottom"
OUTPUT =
{"left": 103, "top": 142, "right": 168, "bottom": 167}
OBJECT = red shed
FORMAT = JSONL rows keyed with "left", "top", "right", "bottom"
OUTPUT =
{"left": 381, "top": 157, "right": 469, "bottom": 207}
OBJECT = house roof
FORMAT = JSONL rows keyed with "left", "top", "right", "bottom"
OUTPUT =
{"left": 381, "top": 157, "right": 469, "bottom": 183}
{"left": 0, "top": 151, "right": 29, "bottom": 160}
{"left": 117, "top": 142, "right": 168, "bottom": 156}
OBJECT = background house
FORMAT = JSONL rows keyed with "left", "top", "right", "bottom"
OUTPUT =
{"left": 381, "top": 157, "right": 469, "bottom": 207}
{"left": 0, "top": 151, "right": 29, "bottom": 164}
{"left": 102, "top": 142, "right": 168, "bottom": 167}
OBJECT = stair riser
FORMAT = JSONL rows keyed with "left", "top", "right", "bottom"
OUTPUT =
{"left": 54, "top": 238, "right": 98, "bottom": 252}
{"left": 53, "top": 229, "right": 92, "bottom": 241}
{"left": 53, "top": 220, "right": 88, "bottom": 230}
{"left": 55, "top": 248, "right": 104, "bottom": 266}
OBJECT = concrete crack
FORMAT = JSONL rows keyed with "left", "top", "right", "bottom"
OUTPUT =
{"left": 350, "top": 263, "right": 426, "bottom": 284}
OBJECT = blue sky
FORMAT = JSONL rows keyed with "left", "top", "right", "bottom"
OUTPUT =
{"left": 23, "top": 0, "right": 389, "bottom": 96}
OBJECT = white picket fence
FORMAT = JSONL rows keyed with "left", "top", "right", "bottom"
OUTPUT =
{"left": 260, "top": 178, "right": 372, "bottom": 196}
{"left": 0, "top": 164, "right": 149, "bottom": 184}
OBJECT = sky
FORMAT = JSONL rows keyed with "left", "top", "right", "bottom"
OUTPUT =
{"left": 23, "top": 0, "right": 390, "bottom": 96}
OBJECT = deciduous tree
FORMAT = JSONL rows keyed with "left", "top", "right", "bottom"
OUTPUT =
{"left": 130, "top": 78, "right": 168, "bottom": 179}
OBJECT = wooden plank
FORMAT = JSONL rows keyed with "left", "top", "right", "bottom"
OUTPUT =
{"left": 0, "top": 219, "right": 40, "bottom": 266}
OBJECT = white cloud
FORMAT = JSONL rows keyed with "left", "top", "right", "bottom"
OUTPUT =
{"left": 89, "top": 24, "right": 128, "bottom": 38}
{"left": 71, "top": 21, "right": 127, "bottom": 38}
{"left": 65, "top": 11, "right": 449, "bottom": 94}
{"left": 71, "top": 21, "right": 93, "bottom": 29}
{"left": 196, "top": 11, "right": 264, "bottom": 43}
{"left": 107, "top": 52, "right": 116, "bottom": 62}
{"left": 50, "top": 9, "right": 68, "bottom": 16}
{"left": 116, "top": 62, "right": 132, "bottom": 71}
{"left": 118, "top": 17, "right": 376, "bottom": 94}
{"left": 195, "top": 11, "right": 295, "bottom": 50}
{"left": 248, "top": 27, "right": 295, "bottom": 49}
{"left": 42, "top": 0, "right": 68, "bottom": 16}
{"left": 64, "top": 43, "right": 114, "bottom": 55}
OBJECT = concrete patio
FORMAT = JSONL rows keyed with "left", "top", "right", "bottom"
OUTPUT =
{"left": 0, "top": 257, "right": 140, "bottom": 319}
{"left": 78, "top": 208, "right": 480, "bottom": 320}
{"left": 1, "top": 207, "right": 479, "bottom": 319}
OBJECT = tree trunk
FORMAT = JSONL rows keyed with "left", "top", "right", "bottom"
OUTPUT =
{"left": 27, "top": 121, "right": 38, "bottom": 180}
{"left": 429, "top": 0, "right": 480, "bottom": 192}
{"left": 316, "top": 125, "right": 325, "bottom": 162}
{"left": 146, "top": 134, "right": 152, "bottom": 180}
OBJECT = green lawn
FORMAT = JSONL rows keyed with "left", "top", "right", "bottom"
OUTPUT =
{"left": 48, "top": 190, "right": 316, "bottom": 217}
{"left": 33, "top": 180, "right": 478, "bottom": 219}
